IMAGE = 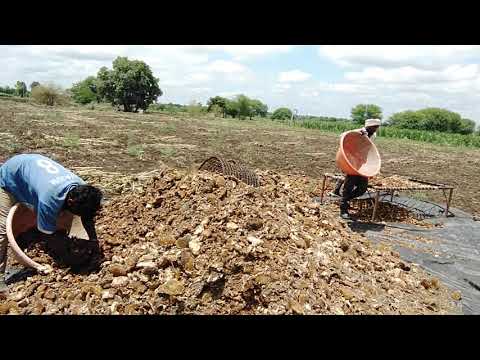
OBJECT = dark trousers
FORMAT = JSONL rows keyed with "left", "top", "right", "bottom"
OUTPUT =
{"left": 340, "top": 175, "right": 368, "bottom": 213}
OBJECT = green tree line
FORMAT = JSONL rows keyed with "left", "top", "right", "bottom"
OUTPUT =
{"left": 387, "top": 108, "right": 476, "bottom": 135}
{"left": 206, "top": 95, "right": 268, "bottom": 119}
{"left": 0, "top": 81, "right": 39, "bottom": 98}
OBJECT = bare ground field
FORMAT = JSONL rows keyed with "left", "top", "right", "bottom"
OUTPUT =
{"left": 1, "top": 99, "right": 479, "bottom": 215}
{"left": 0, "top": 99, "right": 472, "bottom": 315}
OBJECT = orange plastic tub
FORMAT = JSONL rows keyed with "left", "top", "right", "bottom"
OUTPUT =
{"left": 336, "top": 130, "right": 381, "bottom": 177}
{"left": 6, "top": 203, "right": 89, "bottom": 271}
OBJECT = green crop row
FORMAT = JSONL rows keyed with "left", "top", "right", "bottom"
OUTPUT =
{"left": 283, "top": 119, "right": 480, "bottom": 148}
{"left": 378, "top": 126, "right": 480, "bottom": 148}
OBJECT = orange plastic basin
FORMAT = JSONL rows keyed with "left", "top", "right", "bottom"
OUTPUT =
{"left": 6, "top": 203, "right": 89, "bottom": 270}
{"left": 336, "top": 130, "right": 381, "bottom": 177}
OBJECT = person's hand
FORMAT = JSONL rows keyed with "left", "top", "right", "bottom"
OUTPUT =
{"left": 359, "top": 129, "right": 368, "bottom": 137}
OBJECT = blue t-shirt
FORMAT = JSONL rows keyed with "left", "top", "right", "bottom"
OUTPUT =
{"left": 0, "top": 154, "right": 85, "bottom": 234}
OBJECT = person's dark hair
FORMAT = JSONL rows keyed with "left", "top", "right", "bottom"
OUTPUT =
{"left": 66, "top": 185, "right": 103, "bottom": 218}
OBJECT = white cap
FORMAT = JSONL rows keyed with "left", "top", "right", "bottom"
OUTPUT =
{"left": 365, "top": 118, "right": 381, "bottom": 127}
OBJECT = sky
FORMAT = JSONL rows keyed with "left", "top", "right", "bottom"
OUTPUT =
{"left": 1, "top": 45, "right": 480, "bottom": 124}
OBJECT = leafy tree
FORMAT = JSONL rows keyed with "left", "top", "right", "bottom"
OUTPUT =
{"left": 0, "top": 86, "right": 16, "bottom": 96}
{"left": 351, "top": 104, "right": 383, "bottom": 124}
{"left": 236, "top": 94, "right": 252, "bottom": 119}
{"left": 96, "top": 56, "right": 162, "bottom": 112}
{"left": 208, "top": 104, "right": 224, "bottom": 117}
{"left": 388, "top": 110, "right": 425, "bottom": 129}
{"left": 225, "top": 99, "right": 239, "bottom": 118}
{"left": 388, "top": 108, "right": 476, "bottom": 134}
{"left": 70, "top": 76, "right": 99, "bottom": 104}
{"left": 208, "top": 95, "right": 268, "bottom": 119}
{"left": 207, "top": 96, "right": 227, "bottom": 117}
{"left": 416, "top": 108, "right": 463, "bottom": 132}
{"left": 272, "top": 107, "right": 293, "bottom": 121}
{"left": 250, "top": 99, "right": 268, "bottom": 118}
{"left": 30, "top": 81, "right": 40, "bottom": 90}
{"left": 459, "top": 119, "right": 476, "bottom": 135}
{"left": 15, "top": 81, "right": 27, "bottom": 97}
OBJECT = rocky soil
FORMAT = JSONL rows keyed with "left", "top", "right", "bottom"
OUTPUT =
{"left": 1, "top": 169, "right": 461, "bottom": 315}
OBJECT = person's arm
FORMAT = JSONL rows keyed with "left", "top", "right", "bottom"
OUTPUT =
{"left": 81, "top": 216, "right": 98, "bottom": 242}
{"left": 358, "top": 127, "right": 369, "bottom": 136}
{"left": 35, "top": 203, "right": 69, "bottom": 272}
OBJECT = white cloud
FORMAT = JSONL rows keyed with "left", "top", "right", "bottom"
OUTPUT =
{"left": 0, "top": 46, "right": 256, "bottom": 102}
{"left": 345, "top": 64, "right": 480, "bottom": 84}
{"left": 273, "top": 83, "right": 292, "bottom": 93}
{"left": 186, "top": 73, "right": 212, "bottom": 83}
{"left": 190, "top": 87, "right": 212, "bottom": 94}
{"left": 313, "top": 46, "right": 480, "bottom": 123}
{"left": 1, "top": 45, "right": 480, "bottom": 125}
{"left": 198, "top": 45, "right": 294, "bottom": 60}
{"left": 319, "top": 45, "right": 480, "bottom": 69}
{"left": 206, "top": 60, "right": 253, "bottom": 83}
{"left": 217, "top": 91, "right": 247, "bottom": 99}
{"left": 278, "top": 70, "right": 312, "bottom": 83}
{"left": 207, "top": 60, "right": 249, "bottom": 74}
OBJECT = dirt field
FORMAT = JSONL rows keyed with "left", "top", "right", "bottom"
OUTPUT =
{"left": 1, "top": 99, "right": 479, "bottom": 215}
{"left": 0, "top": 99, "right": 470, "bottom": 315}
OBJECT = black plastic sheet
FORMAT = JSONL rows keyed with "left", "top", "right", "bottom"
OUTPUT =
{"left": 349, "top": 196, "right": 480, "bottom": 314}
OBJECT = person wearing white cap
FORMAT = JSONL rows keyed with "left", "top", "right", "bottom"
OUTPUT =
{"left": 332, "top": 119, "right": 381, "bottom": 219}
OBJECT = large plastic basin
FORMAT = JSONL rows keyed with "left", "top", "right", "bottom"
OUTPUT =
{"left": 6, "top": 203, "right": 89, "bottom": 270}
{"left": 335, "top": 130, "right": 381, "bottom": 177}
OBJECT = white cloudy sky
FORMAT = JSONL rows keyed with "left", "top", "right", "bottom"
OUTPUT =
{"left": 1, "top": 45, "right": 480, "bottom": 124}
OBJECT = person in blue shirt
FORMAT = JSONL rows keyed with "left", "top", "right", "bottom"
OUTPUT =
{"left": 0, "top": 154, "right": 103, "bottom": 298}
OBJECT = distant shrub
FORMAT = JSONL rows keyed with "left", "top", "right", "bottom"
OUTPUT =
{"left": 187, "top": 101, "right": 204, "bottom": 115}
{"left": 208, "top": 104, "right": 224, "bottom": 117}
{"left": 150, "top": 103, "right": 188, "bottom": 114}
{"left": 70, "top": 76, "right": 98, "bottom": 104}
{"left": 31, "top": 85, "right": 67, "bottom": 106}
{"left": 272, "top": 107, "right": 293, "bottom": 121}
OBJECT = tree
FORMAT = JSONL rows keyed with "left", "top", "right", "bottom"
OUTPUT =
{"left": 31, "top": 84, "right": 66, "bottom": 106}
{"left": 388, "top": 108, "right": 475, "bottom": 134}
{"left": 30, "top": 81, "right": 40, "bottom": 90}
{"left": 70, "top": 76, "right": 98, "bottom": 104}
{"left": 208, "top": 95, "right": 267, "bottom": 119}
{"left": 236, "top": 94, "right": 252, "bottom": 119}
{"left": 416, "top": 108, "right": 463, "bottom": 132}
{"left": 207, "top": 96, "right": 227, "bottom": 117}
{"left": 15, "top": 81, "right": 27, "bottom": 97}
{"left": 388, "top": 110, "right": 425, "bottom": 129}
{"left": 272, "top": 107, "right": 293, "bottom": 121}
{"left": 96, "top": 56, "right": 162, "bottom": 112}
{"left": 459, "top": 119, "right": 476, "bottom": 135}
{"left": 250, "top": 99, "right": 268, "bottom": 118}
{"left": 0, "top": 86, "right": 16, "bottom": 96}
{"left": 225, "top": 99, "right": 239, "bottom": 118}
{"left": 351, "top": 104, "right": 383, "bottom": 124}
